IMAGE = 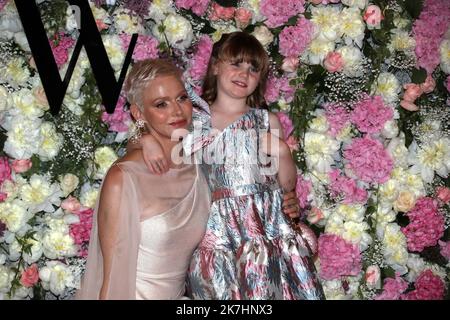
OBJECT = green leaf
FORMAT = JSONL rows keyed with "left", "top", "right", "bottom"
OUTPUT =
{"left": 214, "top": 0, "right": 238, "bottom": 7}
{"left": 382, "top": 266, "right": 396, "bottom": 279}
{"left": 411, "top": 67, "right": 427, "bottom": 84}
{"left": 403, "top": 0, "right": 424, "bottom": 19}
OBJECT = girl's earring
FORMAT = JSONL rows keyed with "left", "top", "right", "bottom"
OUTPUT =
{"left": 131, "top": 119, "right": 147, "bottom": 144}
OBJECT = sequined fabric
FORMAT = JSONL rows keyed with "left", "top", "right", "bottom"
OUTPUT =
{"left": 184, "top": 102, "right": 324, "bottom": 300}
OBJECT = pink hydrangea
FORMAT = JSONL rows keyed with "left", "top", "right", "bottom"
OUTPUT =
{"left": 49, "top": 32, "right": 75, "bottom": 68}
{"left": 344, "top": 136, "right": 394, "bottom": 184}
{"left": 439, "top": 240, "right": 450, "bottom": 260}
{"left": 101, "top": 95, "right": 132, "bottom": 132}
{"left": 279, "top": 16, "right": 315, "bottom": 58}
{"left": 328, "top": 169, "right": 368, "bottom": 204}
{"left": 189, "top": 35, "right": 213, "bottom": 82}
{"left": 318, "top": 234, "right": 362, "bottom": 280}
{"left": 276, "top": 112, "right": 294, "bottom": 138}
{"left": 264, "top": 75, "right": 295, "bottom": 104}
{"left": 402, "top": 270, "right": 445, "bottom": 300}
{"left": 70, "top": 207, "right": 94, "bottom": 257}
{"left": 260, "top": 0, "right": 305, "bottom": 28}
{"left": 350, "top": 95, "right": 393, "bottom": 134}
{"left": 0, "top": 157, "right": 11, "bottom": 187}
{"left": 120, "top": 34, "right": 159, "bottom": 62}
{"left": 324, "top": 104, "right": 350, "bottom": 137}
{"left": 401, "top": 197, "right": 445, "bottom": 252}
{"left": 296, "top": 175, "right": 312, "bottom": 209}
{"left": 175, "top": 0, "right": 210, "bottom": 16}
{"left": 413, "top": 0, "right": 450, "bottom": 73}
{"left": 374, "top": 274, "right": 409, "bottom": 300}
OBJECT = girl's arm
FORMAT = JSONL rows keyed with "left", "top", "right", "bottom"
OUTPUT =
{"left": 266, "top": 112, "right": 297, "bottom": 192}
{"left": 96, "top": 165, "right": 124, "bottom": 299}
{"left": 126, "top": 133, "right": 169, "bottom": 174}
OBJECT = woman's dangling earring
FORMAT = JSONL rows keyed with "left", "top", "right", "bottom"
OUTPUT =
{"left": 131, "top": 119, "right": 146, "bottom": 144}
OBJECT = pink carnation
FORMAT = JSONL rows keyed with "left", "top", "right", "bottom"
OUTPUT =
{"left": 49, "top": 32, "right": 75, "bottom": 68}
{"left": 413, "top": 0, "right": 450, "bottom": 73}
{"left": 401, "top": 197, "right": 445, "bottom": 252}
{"left": 439, "top": 240, "right": 450, "bottom": 260}
{"left": 279, "top": 17, "right": 315, "bottom": 58}
{"left": 328, "top": 169, "right": 368, "bottom": 204}
{"left": 264, "top": 75, "right": 295, "bottom": 104}
{"left": 276, "top": 112, "right": 294, "bottom": 138}
{"left": 374, "top": 274, "right": 409, "bottom": 300}
{"left": 324, "top": 104, "right": 350, "bottom": 137}
{"left": 296, "top": 175, "right": 312, "bottom": 209}
{"left": 70, "top": 208, "right": 94, "bottom": 257}
{"left": 101, "top": 95, "right": 132, "bottom": 132}
{"left": 344, "top": 136, "right": 394, "bottom": 184}
{"left": 175, "top": 0, "right": 210, "bottom": 16}
{"left": 318, "top": 234, "right": 362, "bottom": 280}
{"left": 402, "top": 270, "right": 445, "bottom": 300}
{"left": 120, "top": 34, "right": 159, "bottom": 62}
{"left": 350, "top": 95, "right": 393, "bottom": 134}
{"left": 0, "top": 157, "right": 11, "bottom": 187}
{"left": 189, "top": 35, "right": 213, "bottom": 81}
{"left": 260, "top": 0, "right": 305, "bottom": 28}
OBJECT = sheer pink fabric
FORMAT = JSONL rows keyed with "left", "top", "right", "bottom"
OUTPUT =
{"left": 76, "top": 161, "right": 210, "bottom": 300}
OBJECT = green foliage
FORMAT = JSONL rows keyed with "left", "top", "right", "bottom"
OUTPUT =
{"left": 402, "top": 0, "right": 424, "bottom": 19}
{"left": 411, "top": 67, "right": 427, "bottom": 84}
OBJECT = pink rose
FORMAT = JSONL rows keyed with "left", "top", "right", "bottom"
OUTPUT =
{"left": 281, "top": 57, "right": 299, "bottom": 73}
{"left": 61, "top": 196, "right": 81, "bottom": 213}
{"left": 323, "top": 51, "right": 344, "bottom": 73}
{"left": 307, "top": 207, "right": 324, "bottom": 224}
{"left": 436, "top": 186, "right": 450, "bottom": 204}
{"left": 365, "top": 265, "right": 381, "bottom": 288}
{"left": 95, "top": 19, "right": 108, "bottom": 31}
{"left": 420, "top": 75, "right": 436, "bottom": 93}
{"left": 234, "top": 8, "right": 252, "bottom": 28}
{"left": 0, "top": 157, "right": 11, "bottom": 185}
{"left": 400, "top": 83, "right": 423, "bottom": 111}
{"left": 11, "top": 159, "right": 32, "bottom": 173}
{"left": 209, "top": 2, "right": 235, "bottom": 21}
{"left": 20, "top": 264, "right": 39, "bottom": 288}
{"left": 0, "top": 192, "right": 7, "bottom": 202}
{"left": 363, "top": 5, "right": 383, "bottom": 29}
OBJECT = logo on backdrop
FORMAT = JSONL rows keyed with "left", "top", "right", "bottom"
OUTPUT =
{"left": 14, "top": 0, "right": 137, "bottom": 115}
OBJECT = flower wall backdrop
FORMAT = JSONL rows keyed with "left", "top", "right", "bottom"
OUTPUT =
{"left": 0, "top": 0, "right": 449, "bottom": 300}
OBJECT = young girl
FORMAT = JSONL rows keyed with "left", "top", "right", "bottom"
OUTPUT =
{"left": 142, "top": 32, "right": 324, "bottom": 300}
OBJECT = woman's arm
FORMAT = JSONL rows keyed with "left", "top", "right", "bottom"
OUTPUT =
{"left": 96, "top": 165, "right": 124, "bottom": 299}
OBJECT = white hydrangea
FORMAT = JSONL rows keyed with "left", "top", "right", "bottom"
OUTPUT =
{"left": 0, "top": 199, "right": 32, "bottom": 233}
{"left": 371, "top": 72, "right": 401, "bottom": 104}
{"left": 304, "top": 132, "right": 340, "bottom": 173}
{"left": 20, "top": 174, "right": 63, "bottom": 214}
{"left": 39, "top": 261, "right": 77, "bottom": 296}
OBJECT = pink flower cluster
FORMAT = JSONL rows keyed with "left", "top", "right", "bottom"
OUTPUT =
{"left": 350, "top": 95, "right": 393, "bottom": 134}
{"left": 69, "top": 207, "right": 94, "bottom": 257}
{"left": 175, "top": 0, "right": 210, "bottom": 16}
{"left": 49, "top": 32, "right": 75, "bottom": 68}
{"left": 0, "top": 157, "right": 11, "bottom": 187}
{"left": 296, "top": 175, "right": 312, "bottom": 209}
{"left": 264, "top": 75, "right": 295, "bottom": 104}
{"left": 276, "top": 112, "right": 294, "bottom": 138}
{"left": 189, "top": 35, "right": 213, "bottom": 82}
{"left": 344, "top": 136, "right": 394, "bottom": 184}
{"left": 279, "top": 17, "right": 315, "bottom": 58}
{"left": 318, "top": 234, "right": 362, "bottom": 280}
{"left": 260, "top": 0, "right": 305, "bottom": 28}
{"left": 120, "top": 34, "right": 159, "bottom": 62}
{"left": 324, "top": 104, "right": 350, "bottom": 137}
{"left": 374, "top": 274, "right": 408, "bottom": 300}
{"left": 402, "top": 270, "right": 445, "bottom": 300}
{"left": 101, "top": 95, "right": 132, "bottom": 133}
{"left": 209, "top": 2, "right": 235, "bottom": 21}
{"left": 401, "top": 197, "right": 445, "bottom": 252}
{"left": 413, "top": 0, "right": 450, "bottom": 73}
{"left": 328, "top": 169, "right": 368, "bottom": 204}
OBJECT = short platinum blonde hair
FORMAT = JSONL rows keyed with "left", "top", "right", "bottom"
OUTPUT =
{"left": 124, "top": 59, "right": 182, "bottom": 109}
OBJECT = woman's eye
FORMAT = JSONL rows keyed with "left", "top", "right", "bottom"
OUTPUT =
{"left": 155, "top": 101, "right": 167, "bottom": 108}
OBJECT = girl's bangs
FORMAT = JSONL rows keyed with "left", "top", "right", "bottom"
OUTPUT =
{"left": 218, "top": 39, "right": 267, "bottom": 72}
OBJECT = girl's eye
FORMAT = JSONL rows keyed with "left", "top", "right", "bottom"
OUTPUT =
{"left": 177, "top": 94, "right": 189, "bottom": 102}
{"left": 250, "top": 66, "right": 258, "bottom": 73}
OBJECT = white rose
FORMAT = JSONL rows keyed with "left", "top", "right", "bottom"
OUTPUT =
{"left": 8, "top": 88, "right": 44, "bottom": 119}
{"left": 4, "top": 115, "right": 42, "bottom": 159}
{"left": 102, "top": 35, "right": 125, "bottom": 74}
{"left": 2, "top": 57, "right": 30, "bottom": 88}
{"left": 306, "top": 39, "right": 335, "bottom": 65}
{"left": 389, "top": 28, "right": 415, "bottom": 53}
{"left": 310, "top": 6, "right": 341, "bottom": 42}
{"left": 439, "top": 39, "right": 450, "bottom": 74}
{"left": 341, "top": 0, "right": 368, "bottom": 10}
{"left": 13, "top": 31, "right": 30, "bottom": 52}
{"left": 371, "top": 72, "right": 401, "bottom": 104}
{"left": 158, "top": 14, "right": 193, "bottom": 50}
{"left": 20, "top": 174, "right": 63, "bottom": 213}
{"left": 309, "top": 114, "right": 329, "bottom": 134}
{"left": 342, "top": 221, "right": 372, "bottom": 250}
{"left": 340, "top": 7, "right": 365, "bottom": 47}
{"left": 251, "top": 25, "right": 274, "bottom": 48}
{"left": 0, "top": 86, "right": 8, "bottom": 112}
{"left": 39, "top": 261, "right": 76, "bottom": 296}
{"left": 336, "top": 45, "right": 363, "bottom": 77}
{"left": 94, "top": 146, "right": 118, "bottom": 179}
{"left": 0, "top": 199, "right": 32, "bottom": 233}
{"left": 59, "top": 174, "right": 80, "bottom": 197}
{"left": 42, "top": 229, "right": 77, "bottom": 259}
{"left": 113, "top": 10, "right": 144, "bottom": 34}
{"left": 336, "top": 204, "right": 365, "bottom": 222}
{"left": 37, "top": 122, "right": 63, "bottom": 161}
{"left": 0, "top": 265, "right": 14, "bottom": 293}
{"left": 304, "top": 132, "right": 340, "bottom": 173}
{"left": 147, "top": 0, "right": 175, "bottom": 23}
{"left": 8, "top": 234, "right": 43, "bottom": 264}
{"left": 80, "top": 183, "right": 100, "bottom": 208}
{"left": 381, "top": 119, "right": 399, "bottom": 139}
